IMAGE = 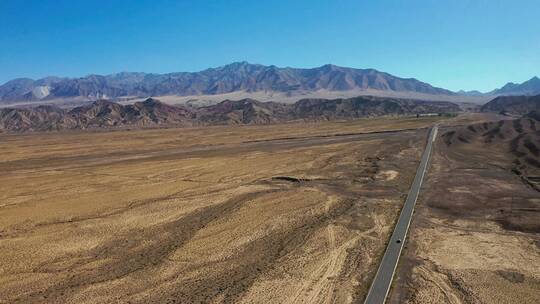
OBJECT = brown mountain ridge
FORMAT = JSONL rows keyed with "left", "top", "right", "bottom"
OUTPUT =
{"left": 480, "top": 94, "right": 540, "bottom": 115}
{"left": 443, "top": 111, "right": 540, "bottom": 192}
{"left": 0, "top": 96, "right": 460, "bottom": 132}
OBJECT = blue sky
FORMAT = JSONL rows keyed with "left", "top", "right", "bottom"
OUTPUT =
{"left": 0, "top": 0, "right": 538, "bottom": 92}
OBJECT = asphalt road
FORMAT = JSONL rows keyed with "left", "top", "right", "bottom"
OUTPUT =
{"left": 363, "top": 126, "right": 438, "bottom": 304}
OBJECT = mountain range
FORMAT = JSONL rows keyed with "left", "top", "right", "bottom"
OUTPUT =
{"left": 0, "top": 62, "right": 458, "bottom": 103}
{"left": 457, "top": 76, "right": 540, "bottom": 97}
{"left": 0, "top": 96, "right": 460, "bottom": 132}
{"left": 1, "top": 62, "right": 537, "bottom": 106}
{"left": 489, "top": 76, "right": 540, "bottom": 96}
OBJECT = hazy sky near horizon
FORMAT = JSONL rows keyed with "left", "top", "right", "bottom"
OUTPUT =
{"left": 0, "top": 0, "right": 538, "bottom": 92}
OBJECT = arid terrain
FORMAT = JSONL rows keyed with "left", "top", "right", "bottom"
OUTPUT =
{"left": 0, "top": 96, "right": 460, "bottom": 132}
{"left": 1, "top": 111, "right": 537, "bottom": 304}
{"left": 390, "top": 113, "right": 540, "bottom": 303}
{"left": 0, "top": 116, "right": 445, "bottom": 303}
{"left": 1, "top": 1, "right": 539, "bottom": 303}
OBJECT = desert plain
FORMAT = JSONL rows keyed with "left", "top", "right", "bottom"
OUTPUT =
{"left": 0, "top": 114, "right": 538, "bottom": 304}
{"left": 0, "top": 117, "right": 440, "bottom": 303}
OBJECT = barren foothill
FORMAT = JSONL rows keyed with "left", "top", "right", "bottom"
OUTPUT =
{"left": 390, "top": 115, "right": 540, "bottom": 304}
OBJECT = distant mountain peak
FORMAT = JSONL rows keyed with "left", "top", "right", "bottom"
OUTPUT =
{"left": 457, "top": 89, "right": 483, "bottom": 97}
{"left": 320, "top": 63, "right": 339, "bottom": 69}
{"left": 0, "top": 62, "right": 456, "bottom": 103}
{"left": 491, "top": 76, "right": 540, "bottom": 96}
{"left": 224, "top": 61, "right": 249, "bottom": 67}
{"left": 219, "top": 61, "right": 259, "bottom": 69}
{"left": 516, "top": 76, "right": 540, "bottom": 86}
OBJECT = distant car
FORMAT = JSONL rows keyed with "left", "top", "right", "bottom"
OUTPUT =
{"left": 396, "top": 239, "right": 402, "bottom": 243}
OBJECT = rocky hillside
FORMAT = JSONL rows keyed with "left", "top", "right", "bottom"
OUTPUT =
{"left": 0, "top": 98, "right": 194, "bottom": 132}
{"left": 0, "top": 62, "right": 455, "bottom": 102}
{"left": 442, "top": 112, "right": 540, "bottom": 189}
{"left": 0, "top": 96, "right": 459, "bottom": 132}
{"left": 490, "top": 76, "right": 540, "bottom": 96}
{"left": 481, "top": 94, "right": 540, "bottom": 115}
{"left": 291, "top": 96, "right": 459, "bottom": 119}
{"left": 196, "top": 99, "right": 292, "bottom": 125}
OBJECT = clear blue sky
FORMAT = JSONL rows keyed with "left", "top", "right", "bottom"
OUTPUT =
{"left": 0, "top": 0, "right": 538, "bottom": 92}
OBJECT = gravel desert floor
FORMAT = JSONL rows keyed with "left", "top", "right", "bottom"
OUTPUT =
{"left": 0, "top": 117, "right": 445, "bottom": 304}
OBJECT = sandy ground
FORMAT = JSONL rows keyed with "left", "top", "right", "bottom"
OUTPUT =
{"left": 389, "top": 120, "right": 540, "bottom": 303}
{"left": 119, "top": 90, "right": 489, "bottom": 107}
{"left": 0, "top": 116, "right": 450, "bottom": 303}
{"left": 0, "top": 89, "right": 490, "bottom": 109}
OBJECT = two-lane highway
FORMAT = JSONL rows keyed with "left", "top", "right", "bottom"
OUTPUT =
{"left": 364, "top": 126, "right": 438, "bottom": 304}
